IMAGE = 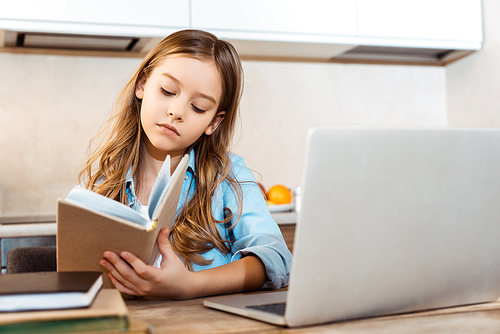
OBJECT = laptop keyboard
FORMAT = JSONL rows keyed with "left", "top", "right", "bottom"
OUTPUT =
{"left": 246, "top": 302, "right": 287, "bottom": 316}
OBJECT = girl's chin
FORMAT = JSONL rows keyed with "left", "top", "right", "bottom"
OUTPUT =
{"left": 143, "top": 141, "right": 171, "bottom": 158}
{"left": 148, "top": 143, "right": 186, "bottom": 157}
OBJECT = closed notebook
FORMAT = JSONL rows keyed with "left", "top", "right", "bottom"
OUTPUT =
{"left": 0, "top": 271, "right": 102, "bottom": 312}
{"left": 0, "top": 288, "right": 134, "bottom": 333}
{"left": 57, "top": 154, "right": 188, "bottom": 288}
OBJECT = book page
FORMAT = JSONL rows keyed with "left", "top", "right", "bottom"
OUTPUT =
{"left": 65, "top": 187, "right": 152, "bottom": 228}
{"left": 147, "top": 155, "right": 172, "bottom": 219}
{"left": 151, "top": 155, "right": 188, "bottom": 222}
{"left": 64, "top": 155, "right": 180, "bottom": 230}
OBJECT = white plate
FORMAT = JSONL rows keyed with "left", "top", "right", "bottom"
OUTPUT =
{"left": 268, "top": 203, "right": 295, "bottom": 213}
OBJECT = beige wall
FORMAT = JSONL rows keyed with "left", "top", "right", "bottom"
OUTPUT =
{"left": 237, "top": 61, "right": 446, "bottom": 191}
{"left": 2, "top": 0, "right": 498, "bottom": 217}
{"left": 0, "top": 54, "right": 141, "bottom": 215}
{"left": 446, "top": 0, "right": 500, "bottom": 127}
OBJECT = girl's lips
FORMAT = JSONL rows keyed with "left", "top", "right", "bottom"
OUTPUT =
{"left": 158, "top": 123, "right": 180, "bottom": 136}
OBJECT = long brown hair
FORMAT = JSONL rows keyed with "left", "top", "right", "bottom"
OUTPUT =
{"left": 79, "top": 29, "right": 244, "bottom": 269}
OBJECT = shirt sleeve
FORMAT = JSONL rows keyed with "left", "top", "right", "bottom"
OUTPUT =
{"left": 215, "top": 155, "right": 293, "bottom": 289}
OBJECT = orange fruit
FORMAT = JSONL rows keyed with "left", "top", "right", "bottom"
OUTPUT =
{"left": 267, "top": 185, "right": 292, "bottom": 205}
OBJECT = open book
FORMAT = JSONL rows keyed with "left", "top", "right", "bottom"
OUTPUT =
{"left": 65, "top": 155, "right": 179, "bottom": 230}
{"left": 57, "top": 154, "right": 189, "bottom": 288}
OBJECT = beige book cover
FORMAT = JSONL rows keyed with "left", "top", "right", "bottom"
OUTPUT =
{"left": 57, "top": 154, "right": 189, "bottom": 288}
{"left": 0, "top": 289, "right": 127, "bottom": 326}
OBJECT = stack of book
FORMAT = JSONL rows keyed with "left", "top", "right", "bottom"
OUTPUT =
{"left": 0, "top": 155, "right": 189, "bottom": 332}
{"left": 0, "top": 271, "right": 150, "bottom": 333}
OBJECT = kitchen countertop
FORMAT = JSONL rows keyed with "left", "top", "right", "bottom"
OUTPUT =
{"left": 271, "top": 212, "right": 297, "bottom": 225}
{"left": 0, "top": 211, "right": 296, "bottom": 239}
{"left": 0, "top": 223, "right": 57, "bottom": 238}
{"left": 0, "top": 215, "right": 56, "bottom": 225}
{"left": 0, "top": 215, "right": 57, "bottom": 239}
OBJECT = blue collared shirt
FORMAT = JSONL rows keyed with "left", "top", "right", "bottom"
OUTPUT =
{"left": 125, "top": 150, "right": 293, "bottom": 289}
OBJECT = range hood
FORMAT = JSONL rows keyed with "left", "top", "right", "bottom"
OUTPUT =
{"left": 2, "top": 30, "right": 155, "bottom": 53}
{"left": 0, "top": 29, "right": 477, "bottom": 65}
{"left": 332, "top": 45, "right": 474, "bottom": 65}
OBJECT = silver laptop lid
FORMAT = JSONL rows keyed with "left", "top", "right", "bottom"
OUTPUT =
{"left": 286, "top": 126, "right": 500, "bottom": 327}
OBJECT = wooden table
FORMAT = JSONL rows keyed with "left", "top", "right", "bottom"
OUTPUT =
{"left": 126, "top": 291, "right": 500, "bottom": 334}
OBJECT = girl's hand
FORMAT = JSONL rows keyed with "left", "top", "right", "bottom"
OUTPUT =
{"left": 101, "top": 228, "right": 267, "bottom": 299}
{"left": 100, "top": 228, "right": 197, "bottom": 299}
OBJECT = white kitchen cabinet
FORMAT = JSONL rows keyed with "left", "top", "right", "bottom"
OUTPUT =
{"left": 191, "top": 0, "right": 357, "bottom": 38}
{"left": 190, "top": 0, "right": 358, "bottom": 58}
{"left": 357, "top": 0, "right": 483, "bottom": 50}
{"left": 0, "top": 0, "right": 190, "bottom": 37}
{"left": 0, "top": 0, "right": 484, "bottom": 64}
{"left": 190, "top": 0, "right": 482, "bottom": 63}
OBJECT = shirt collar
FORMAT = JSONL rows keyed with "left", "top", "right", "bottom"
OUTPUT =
{"left": 124, "top": 149, "right": 195, "bottom": 206}
{"left": 124, "top": 166, "right": 135, "bottom": 207}
{"left": 186, "top": 149, "right": 196, "bottom": 176}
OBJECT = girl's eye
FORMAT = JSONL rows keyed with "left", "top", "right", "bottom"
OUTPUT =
{"left": 160, "top": 87, "right": 174, "bottom": 96}
{"left": 192, "top": 104, "right": 206, "bottom": 114}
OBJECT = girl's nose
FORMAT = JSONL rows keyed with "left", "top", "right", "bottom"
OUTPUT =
{"left": 167, "top": 107, "right": 185, "bottom": 121}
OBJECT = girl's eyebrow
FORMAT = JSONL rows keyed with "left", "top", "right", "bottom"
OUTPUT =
{"left": 161, "top": 72, "right": 217, "bottom": 104}
{"left": 162, "top": 73, "right": 181, "bottom": 85}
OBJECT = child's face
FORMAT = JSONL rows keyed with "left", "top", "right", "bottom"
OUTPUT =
{"left": 136, "top": 56, "right": 225, "bottom": 159}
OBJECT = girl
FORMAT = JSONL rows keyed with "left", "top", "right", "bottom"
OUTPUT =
{"left": 79, "top": 29, "right": 293, "bottom": 299}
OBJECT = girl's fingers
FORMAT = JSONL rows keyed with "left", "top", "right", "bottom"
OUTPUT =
{"left": 101, "top": 251, "right": 147, "bottom": 292}
{"left": 102, "top": 251, "right": 131, "bottom": 277}
{"left": 101, "top": 258, "right": 138, "bottom": 294}
{"left": 108, "top": 273, "right": 138, "bottom": 295}
{"left": 120, "top": 251, "right": 157, "bottom": 282}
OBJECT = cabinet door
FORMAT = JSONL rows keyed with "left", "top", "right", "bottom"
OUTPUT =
{"left": 0, "top": 0, "right": 190, "bottom": 35}
{"left": 357, "top": 0, "right": 483, "bottom": 48}
{"left": 191, "top": 0, "right": 357, "bottom": 39}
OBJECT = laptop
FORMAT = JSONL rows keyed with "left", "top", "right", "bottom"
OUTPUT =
{"left": 203, "top": 125, "right": 500, "bottom": 327}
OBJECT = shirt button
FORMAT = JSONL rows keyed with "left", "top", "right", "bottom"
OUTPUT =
{"left": 185, "top": 175, "right": 189, "bottom": 181}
